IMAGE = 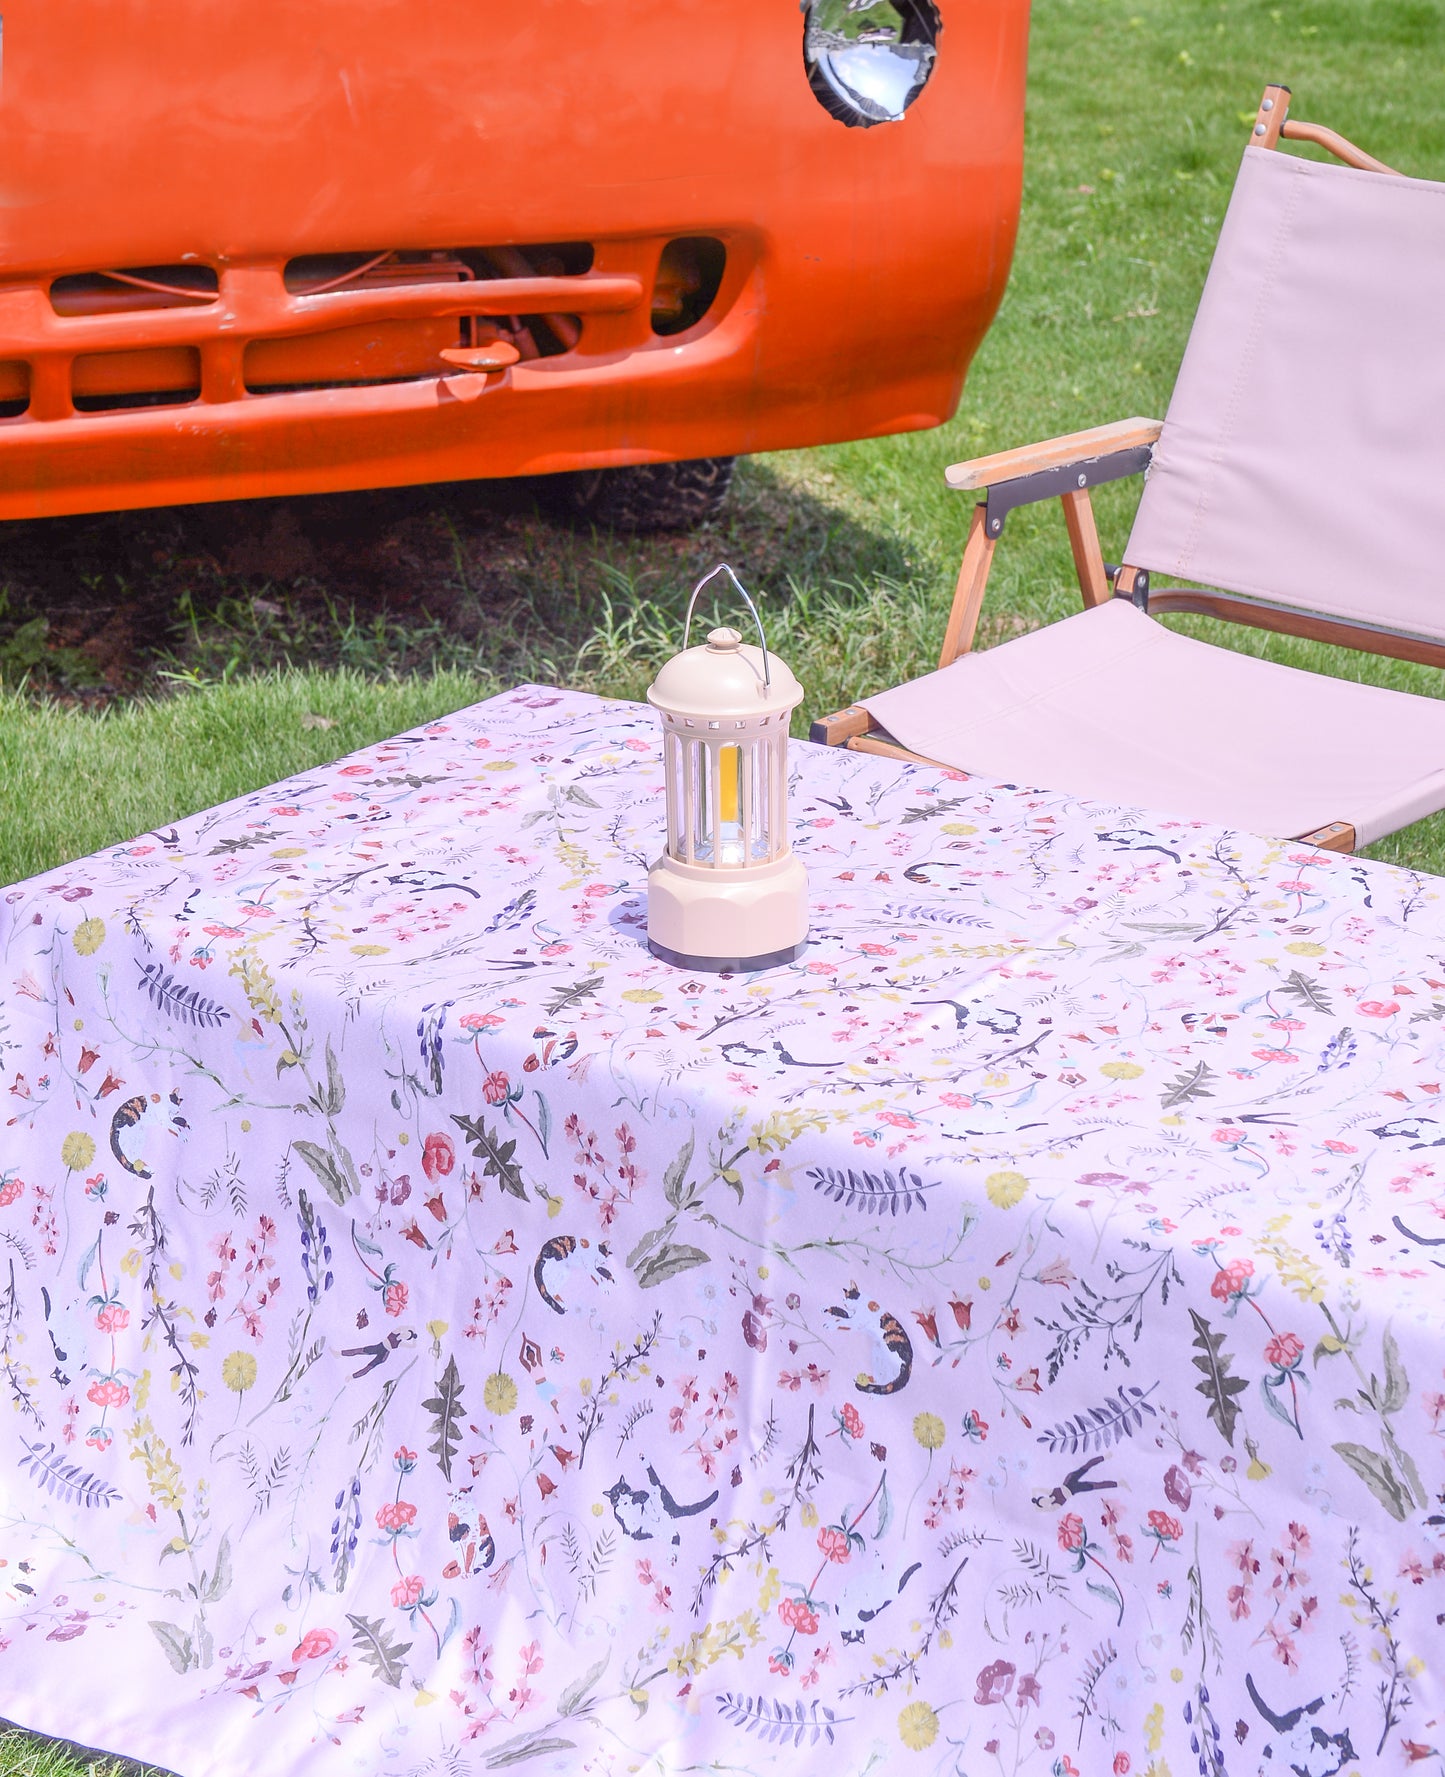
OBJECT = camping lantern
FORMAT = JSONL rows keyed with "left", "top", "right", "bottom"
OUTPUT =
{"left": 646, "top": 565, "right": 809, "bottom": 972}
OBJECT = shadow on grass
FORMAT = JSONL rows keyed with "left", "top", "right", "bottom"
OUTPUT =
{"left": 0, "top": 461, "right": 919, "bottom": 705}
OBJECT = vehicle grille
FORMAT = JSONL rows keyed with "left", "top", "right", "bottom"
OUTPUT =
{"left": 0, "top": 236, "right": 728, "bottom": 420}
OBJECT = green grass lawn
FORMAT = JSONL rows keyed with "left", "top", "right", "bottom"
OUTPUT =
{"left": 1, "top": 2, "right": 1444, "bottom": 1748}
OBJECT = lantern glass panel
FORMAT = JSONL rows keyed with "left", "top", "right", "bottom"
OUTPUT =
{"left": 693, "top": 741, "right": 712, "bottom": 863}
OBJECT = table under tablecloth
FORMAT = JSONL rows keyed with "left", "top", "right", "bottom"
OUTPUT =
{"left": 2, "top": 685, "right": 1444, "bottom": 1777}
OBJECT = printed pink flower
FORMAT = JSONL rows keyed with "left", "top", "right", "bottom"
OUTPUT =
{"left": 1358, "top": 1001, "right": 1400, "bottom": 1018}
{"left": 974, "top": 1659, "right": 1015, "bottom": 1705}
{"left": 1210, "top": 1258, "right": 1254, "bottom": 1302}
{"left": 1016, "top": 1671, "right": 1041, "bottom": 1705}
{"left": 1163, "top": 1466, "right": 1193, "bottom": 1512}
{"left": 85, "top": 1378, "right": 130, "bottom": 1409}
{"left": 1114, "top": 1756, "right": 1132, "bottom": 1775}
{"left": 292, "top": 1627, "right": 338, "bottom": 1662}
{"left": 777, "top": 1597, "right": 819, "bottom": 1636}
{"left": 421, "top": 1132, "right": 455, "bottom": 1182}
{"left": 839, "top": 1402, "right": 864, "bottom": 1440}
{"left": 1057, "top": 1513, "right": 1086, "bottom": 1553}
{"left": 0, "top": 1179, "right": 22, "bottom": 1208}
{"left": 375, "top": 1500, "right": 418, "bottom": 1531}
{"left": 817, "top": 1527, "right": 852, "bottom": 1564}
{"left": 483, "top": 1070, "right": 512, "bottom": 1107}
{"left": 391, "top": 1575, "right": 424, "bottom": 1609}
{"left": 1265, "top": 1331, "right": 1304, "bottom": 1369}
{"left": 94, "top": 1304, "right": 130, "bottom": 1333}
{"left": 459, "top": 1012, "right": 504, "bottom": 1032}
{"left": 1147, "top": 1509, "right": 1183, "bottom": 1543}
{"left": 383, "top": 1280, "right": 409, "bottom": 1318}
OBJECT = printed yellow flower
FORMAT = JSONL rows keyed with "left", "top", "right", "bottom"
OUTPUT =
{"left": 1285, "top": 941, "right": 1325, "bottom": 957}
{"left": 483, "top": 1371, "right": 518, "bottom": 1415}
{"left": 1100, "top": 1060, "right": 1144, "bottom": 1080}
{"left": 622, "top": 988, "right": 663, "bottom": 1004}
{"left": 72, "top": 917, "right": 106, "bottom": 956}
{"left": 61, "top": 1131, "right": 96, "bottom": 1172}
{"left": 985, "top": 1170, "right": 1029, "bottom": 1209}
{"left": 222, "top": 1351, "right": 258, "bottom": 1394}
{"left": 912, "top": 1412, "right": 946, "bottom": 1451}
{"left": 941, "top": 822, "right": 977, "bottom": 836}
{"left": 897, "top": 1701, "right": 940, "bottom": 1750}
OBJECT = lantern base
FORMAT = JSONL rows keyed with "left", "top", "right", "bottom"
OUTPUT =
{"left": 647, "top": 937, "right": 806, "bottom": 975}
{"left": 646, "top": 851, "right": 809, "bottom": 975}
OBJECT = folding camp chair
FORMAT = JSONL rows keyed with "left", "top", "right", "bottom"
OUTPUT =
{"left": 812, "top": 85, "right": 1445, "bottom": 853}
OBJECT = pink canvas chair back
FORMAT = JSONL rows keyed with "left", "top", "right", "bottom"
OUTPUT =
{"left": 1125, "top": 144, "right": 1445, "bottom": 639}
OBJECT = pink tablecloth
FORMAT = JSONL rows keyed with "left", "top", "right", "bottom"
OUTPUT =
{"left": 2, "top": 686, "right": 1444, "bottom": 1777}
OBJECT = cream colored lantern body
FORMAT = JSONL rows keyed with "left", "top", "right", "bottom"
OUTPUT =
{"left": 646, "top": 569, "right": 808, "bottom": 973}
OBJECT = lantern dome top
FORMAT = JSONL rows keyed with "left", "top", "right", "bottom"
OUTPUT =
{"left": 648, "top": 635, "right": 803, "bottom": 721}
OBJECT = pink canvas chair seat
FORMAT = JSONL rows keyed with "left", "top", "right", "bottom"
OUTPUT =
{"left": 822, "top": 90, "right": 1445, "bottom": 853}
{"left": 864, "top": 598, "right": 1445, "bottom": 844}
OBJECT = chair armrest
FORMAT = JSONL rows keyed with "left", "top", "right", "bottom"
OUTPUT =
{"left": 944, "top": 417, "right": 1163, "bottom": 491}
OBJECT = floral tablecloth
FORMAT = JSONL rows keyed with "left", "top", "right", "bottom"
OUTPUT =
{"left": 2, "top": 686, "right": 1445, "bottom": 1777}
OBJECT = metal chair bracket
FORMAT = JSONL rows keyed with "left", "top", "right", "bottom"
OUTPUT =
{"left": 980, "top": 443, "right": 1155, "bottom": 538}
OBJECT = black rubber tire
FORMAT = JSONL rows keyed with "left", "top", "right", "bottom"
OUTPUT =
{"left": 545, "top": 456, "right": 736, "bottom": 533}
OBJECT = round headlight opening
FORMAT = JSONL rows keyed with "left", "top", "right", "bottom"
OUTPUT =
{"left": 802, "top": 0, "right": 941, "bottom": 130}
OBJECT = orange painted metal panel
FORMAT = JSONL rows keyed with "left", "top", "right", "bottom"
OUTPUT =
{"left": 0, "top": 0, "right": 1030, "bottom": 518}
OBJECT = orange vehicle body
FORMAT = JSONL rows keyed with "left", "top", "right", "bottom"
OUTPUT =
{"left": 0, "top": 0, "right": 1029, "bottom": 521}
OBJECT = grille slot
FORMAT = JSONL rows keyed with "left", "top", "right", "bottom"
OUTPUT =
{"left": 72, "top": 348, "right": 202, "bottom": 412}
{"left": 0, "top": 361, "right": 29, "bottom": 418}
{"left": 50, "top": 266, "right": 219, "bottom": 316}
{"left": 651, "top": 237, "right": 726, "bottom": 336}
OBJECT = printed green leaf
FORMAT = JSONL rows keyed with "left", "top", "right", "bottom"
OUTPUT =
{"left": 1332, "top": 1440, "right": 1411, "bottom": 1522}
{"left": 203, "top": 1533, "right": 233, "bottom": 1602}
{"left": 543, "top": 975, "right": 604, "bottom": 1018}
{"left": 322, "top": 1039, "right": 346, "bottom": 1116}
{"left": 424, "top": 1355, "right": 465, "bottom": 1482}
{"left": 149, "top": 1619, "right": 195, "bottom": 1674}
{"left": 632, "top": 1242, "right": 710, "bottom": 1289}
{"left": 1257, "top": 1374, "right": 1298, "bottom": 1432}
{"left": 558, "top": 1655, "right": 609, "bottom": 1717}
{"left": 452, "top": 1114, "right": 527, "bottom": 1199}
{"left": 1188, "top": 1309, "right": 1248, "bottom": 1446}
{"left": 483, "top": 1737, "right": 578, "bottom": 1769}
{"left": 663, "top": 1134, "right": 695, "bottom": 1210}
{"left": 900, "top": 795, "right": 972, "bottom": 826}
{"left": 347, "top": 1612, "right": 412, "bottom": 1688}
{"left": 1161, "top": 1063, "right": 1216, "bottom": 1109}
{"left": 1380, "top": 1328, "right": 1409, "bottom": 1415}
{"left": 625, "top": 1224, "right": 670, "bottom": 1271}
{"left": 1281, "top": 969, "right": 1331, "bottom": 1014}
{"left": 291, "top": 1139, "right": 353, "bottom": 1206}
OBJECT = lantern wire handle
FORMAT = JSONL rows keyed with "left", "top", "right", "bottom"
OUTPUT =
{"left": 681, "top": 563, "right": 772, "bottom": 689}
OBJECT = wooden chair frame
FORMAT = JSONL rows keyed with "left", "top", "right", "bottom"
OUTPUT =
{"left": 812, "top": 84, "right": 1429, "bottom": 856}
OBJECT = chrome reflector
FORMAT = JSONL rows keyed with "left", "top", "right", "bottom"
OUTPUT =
{"left": 802, "top": 0, "right": 940, "bottom": 129}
